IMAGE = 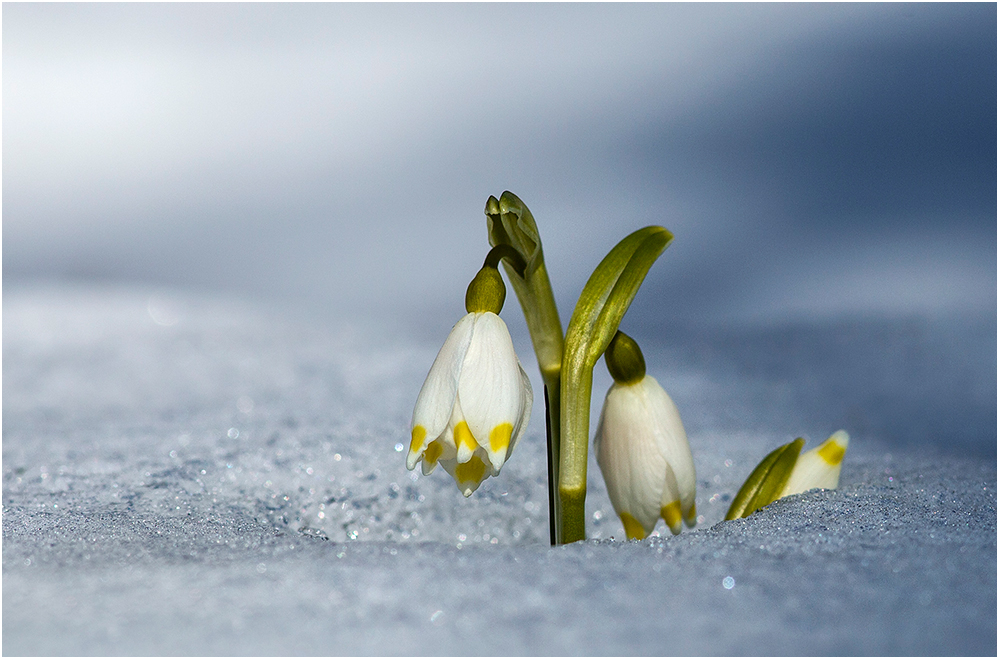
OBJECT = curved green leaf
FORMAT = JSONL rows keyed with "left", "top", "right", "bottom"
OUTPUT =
{"left": 565, "top": 226, "right": 672, "bottom": 368}
{"left": 725, "top": 438, "right": 805, "bottom": 520}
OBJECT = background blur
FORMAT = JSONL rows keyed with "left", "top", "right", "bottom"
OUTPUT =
{"left": 4, "top": 3, "right": 995, "bottom": 336}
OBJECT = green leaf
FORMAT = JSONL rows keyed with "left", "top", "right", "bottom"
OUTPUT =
{"left": 564, "top": 226, "right": 673, "bottom": 369}
{"left": 725, "top": 438, "right": 805, "bottom": 520}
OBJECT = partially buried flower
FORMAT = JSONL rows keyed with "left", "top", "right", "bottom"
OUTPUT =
{"left": 407, "top": 264, "right": 532, "bottom": 496}
{"left": 725, "top": 430, "right": 850, "bottom": 520}
{"left": 781, "top": 430, "right": 849, "bottom": 497}
{"left": 594, "top": 331, "right": 696, "bottom": 540}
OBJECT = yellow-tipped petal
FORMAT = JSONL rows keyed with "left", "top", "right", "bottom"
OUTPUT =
{"left": 459, "top": 313, "right": 529, "bottom": 458}
{"left": 454, "top": 420, "right": 478, "bottom": 464}
{"left": 644, "top": 376, "right": 696, "bottom": 519}
{"left": 489, "top": 423, "right": 512, "bottom": 454}
{"left": 421, "top": 439, "right": 445, "bottom": 475}
{"left": 781, "top": 430, "right": 850, "bottom": 497}
{"left": 817, "top": 430, "right": 849, "bottom": 465}
{"left": 661, "top": 501, "right": 683, "bottom": 535}
{"left": 406, "top": 425, "right": 428, "bottom": 471}
{"left": 684, "top": 503, "right": 697, "bottom": 528}
{"left": 620, "top": 512, "right": 648, "bottom": 540}
{"left": 486, "top": 422, "right": 513, "bottom": 472}
{"left": 410, "top": 313, "right": 475, "bottom": 447}
{"left": 452, "top": 454, "right": 489, "bottom": 497}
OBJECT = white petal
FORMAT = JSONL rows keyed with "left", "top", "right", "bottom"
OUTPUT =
{"left": 781, "top": 430, "right": 849, "bottom": 497}
{"left": 642, "top": 375, "right": 697, "bottom": 519}
{"left": 594, "top": 381, "right": 666, "bottom": 536}
{"left": 504, "top": 363, "right": 534, "bottom": 464}
{"left": 457, "top": 312, "right": 530, "bottom": 473}
{"left": 407, "top": 313, "right": 475, "bottom": 470}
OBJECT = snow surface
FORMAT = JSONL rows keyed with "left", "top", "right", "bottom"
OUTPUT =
{"left": 3, "top": 285, "right": 996, "bottom": 655}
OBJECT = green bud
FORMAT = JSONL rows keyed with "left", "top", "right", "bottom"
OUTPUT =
{"left": 486, "top": 191, "right": 541, "bottom": 278}
{"left": 465, "top": 265, "right": 506, "bottom": 314}
{"left": 604, "top": 330, "right": 646, "bottom": 385}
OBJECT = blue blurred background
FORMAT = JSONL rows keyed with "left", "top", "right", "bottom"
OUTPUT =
{"left": 5, "top": 4, "right": 995, "bottom": 323}
{"left": 3, "top": 4, "right": 996, "bottom": 457}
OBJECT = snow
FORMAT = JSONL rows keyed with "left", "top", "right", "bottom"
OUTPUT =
{"left": 3, "top": 284, "right": 995, "bottom": 655}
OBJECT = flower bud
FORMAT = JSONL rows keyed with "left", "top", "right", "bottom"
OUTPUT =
{"left": 604, "top": 330, "right": 646, "bottom": 385}
{"left": 465, "top": 265, "right": 506, "bottom": 315}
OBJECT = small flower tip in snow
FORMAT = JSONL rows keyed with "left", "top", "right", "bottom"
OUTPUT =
{"left": 408, "top": 312, "right": 532, "bottom": 496}
{"left": 726, "top": 430, "right": 850, "bottom": 520}
{"left": 781, "top": 429, "right": 849, "bottom": 497}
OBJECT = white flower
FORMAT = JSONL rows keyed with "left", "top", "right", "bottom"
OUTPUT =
{"left": 408, "top": 311, "right": 533, "bottom": 496}
{"left": 781, "top": 430, "right": 850, "bottom": 497}
{"left": 594, "top": 374, "right": 696, "bottom": 540}
{"left": 725, "top": 430, "right": 851, "bottom": 521}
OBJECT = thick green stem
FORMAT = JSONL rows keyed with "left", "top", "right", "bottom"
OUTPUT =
{"left": 558, "top": 482, "right": 587, "bottom": 544}
{"left": 558, "top": 361, "right": 593, "bottom": 543}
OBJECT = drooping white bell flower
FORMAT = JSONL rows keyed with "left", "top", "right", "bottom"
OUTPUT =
{"left": 408, "top": 309, "right": 533, "bottom": 497}
{"left": 594, "top": 331, "right": 696, "bottom": 540}
{"left": 781, "top": 430, "right": 849, "bottom": 497}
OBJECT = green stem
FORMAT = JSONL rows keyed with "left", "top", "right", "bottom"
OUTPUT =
{"left": 558, "top": 360, "right": 592, "bottom": 543}
{"left": 502, "top": 260, "right": 564, "bottom": 544}
{"left": 483, "top": 244, "right": 527, "bottom": 277}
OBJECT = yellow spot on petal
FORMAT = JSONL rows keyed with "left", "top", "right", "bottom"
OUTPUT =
{"left": 454, "top": 421, "right": 478, "bottom": 455}
{"left": 409, "top": 426, "right": 427, "bottom": 454}
{"left": 661, "top": 501, "right": 683, "bottom": 535}
{"left": 454, "top": 454, "right": 487, "bottom": 486}
{"left": 423, "top": 440, "right": 443, "bottom": 466}
{"left": 817, "top": 439, "right": 846, "bottom": 466}
{"left": 489, "top": 423, "right": 513, "bottom": 454}
{"left": 620, "top": 512, "right": 648, "bottom": 540}
{"left": 685, "top": 503, "right": 697, "bottom": 527}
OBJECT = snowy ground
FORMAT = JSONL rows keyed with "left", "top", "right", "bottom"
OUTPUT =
{"left": 3, "top": 284, "right": 995, "bottom": 655}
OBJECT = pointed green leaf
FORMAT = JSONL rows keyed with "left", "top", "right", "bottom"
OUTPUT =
{"left": 725, "top": 438, "right": 805, "bottom": 520}
{"left": 564, "top": 225, "right": 672, "bottom": 369}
